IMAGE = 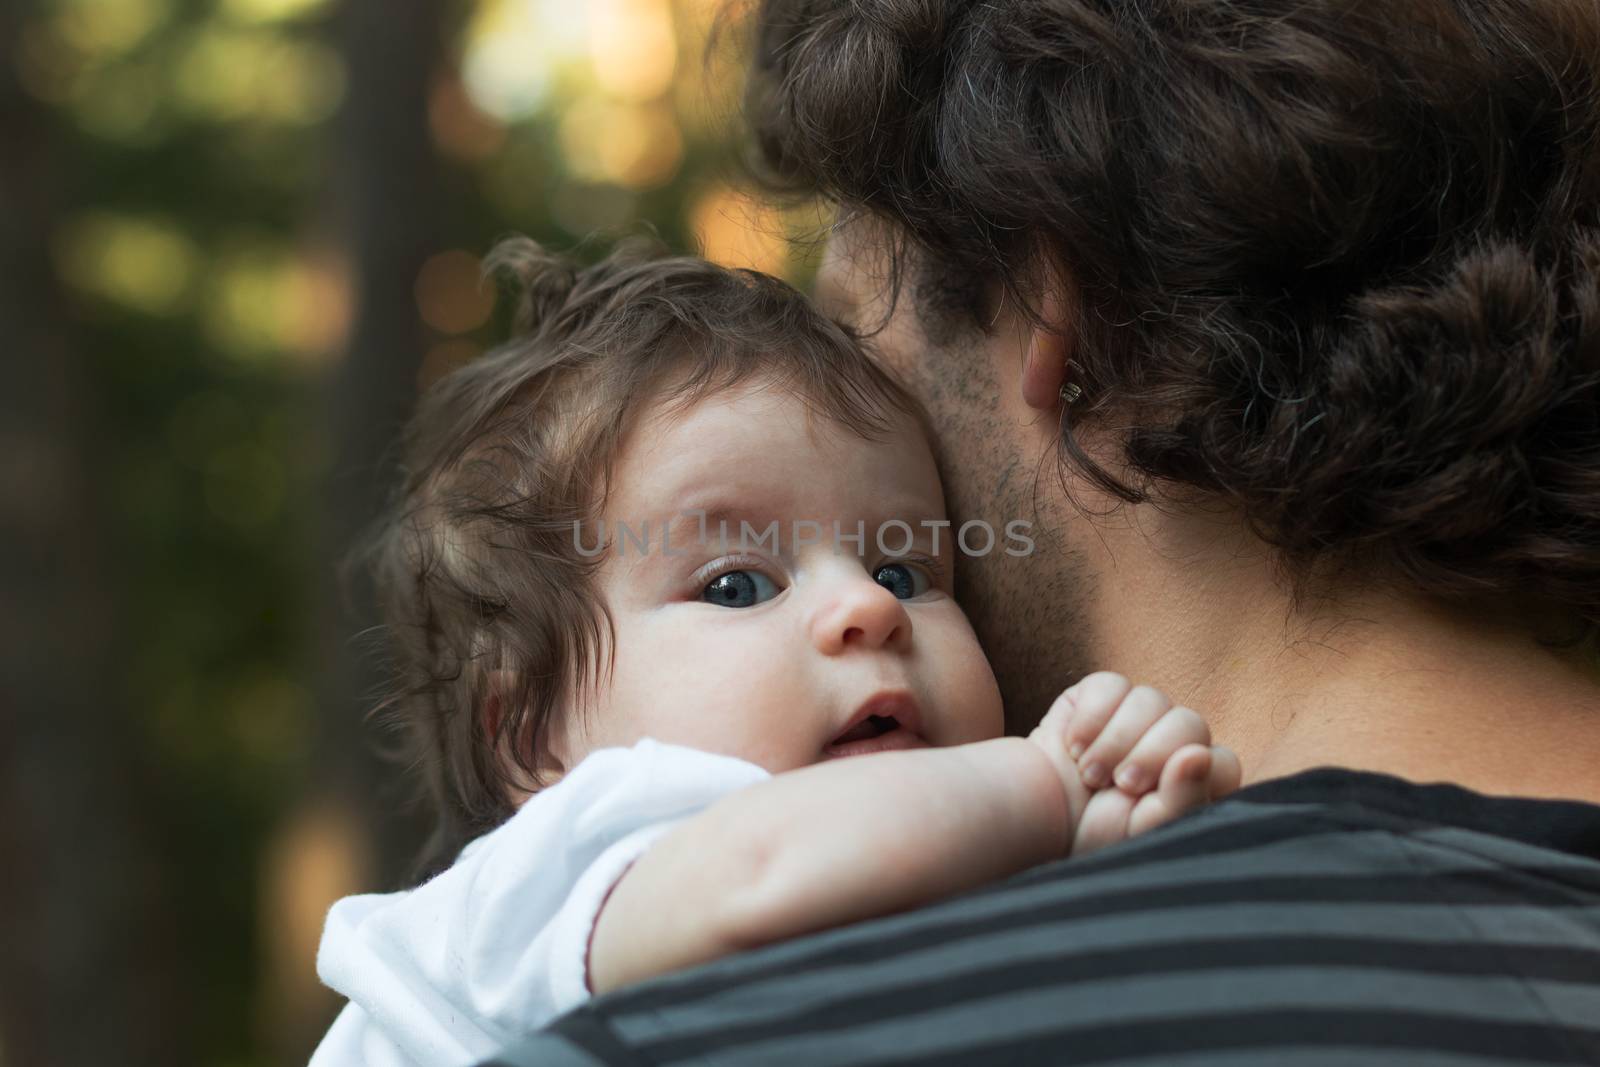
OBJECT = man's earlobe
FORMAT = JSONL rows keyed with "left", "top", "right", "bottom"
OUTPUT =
{"left": 1020, "top": 281, "right": 1074, "bottom": 411}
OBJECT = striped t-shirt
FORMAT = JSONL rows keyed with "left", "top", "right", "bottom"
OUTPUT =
{"left": 485, "top": 769, "right": 1600, "bottom": 1066}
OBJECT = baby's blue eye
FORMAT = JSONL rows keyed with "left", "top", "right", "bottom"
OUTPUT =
{"left": 701, "top": 570, "right": 781, "bottom": 608}
{"left": 873, "top": 563, "right": 930, "bottom": 600}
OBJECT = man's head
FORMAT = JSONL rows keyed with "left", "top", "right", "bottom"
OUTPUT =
{"left": 747, "top": 0, "right": 1600, "bottom": 722}
{"left": 364, "top": 238, "right": 999, "bottom": 876}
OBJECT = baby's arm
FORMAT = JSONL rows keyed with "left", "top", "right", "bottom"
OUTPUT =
{"left": 589, "top": 679, "right": 1238, "bottom": 995}
{"left": 589, "top": 736, "right": 1069, "bottom": 994}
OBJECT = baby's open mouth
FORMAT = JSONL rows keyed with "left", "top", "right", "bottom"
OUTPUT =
{"left": 832, "top": 714, "right": 901, "bottom": 744}
{"left": 825, "top": 692, "right": 928, "bottom": 758}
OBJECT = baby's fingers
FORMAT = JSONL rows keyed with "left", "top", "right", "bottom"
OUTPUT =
{"left": 1109, "top": 705, "right": 1209, "bottom": 795}
{"left": 1029, "top": 686, "right": 1081, "bottom": 748}
{"left": 1071, "top": 787, "right": 1135, "bottom": 856}
{"left": 1077, "top": 683, "right": 1169, "bottom": 789}
{"left": 1207, "top": 745, "right": 1243, "bottom": 800}
{"left": 1026, "top": 687, "right": 1083, "bottom": 786}
{"left": 1059, "top": 672, "right": 1131, "bottom": 761}
{"left": 1127, "top": 744, "right": 1212, "bottom": 837}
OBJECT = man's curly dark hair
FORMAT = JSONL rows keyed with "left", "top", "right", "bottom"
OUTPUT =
{"left": 745, "top": 0, "right": 1600, "bottom": 633}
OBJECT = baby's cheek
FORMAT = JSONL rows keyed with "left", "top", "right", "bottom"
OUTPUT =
{"left": 928, "top": 613, "right": 1005, "bottom": 741}
{"left": 611, "top": 621, "right": 811, "bottom": 765}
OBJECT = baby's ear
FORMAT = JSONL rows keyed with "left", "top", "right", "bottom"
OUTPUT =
{"left": 482, "top": 677, "right": 505, "bottom": 741}
{"left": 481, "top": 666, "right": 530, "bottom": 736}
{"left": 483, "top": 668, "right": 565, "bottom": 803}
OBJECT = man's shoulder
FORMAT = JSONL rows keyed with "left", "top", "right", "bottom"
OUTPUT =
{"left": 488, "top": 770, "right": 1600, "bottom": 1067}
{"left": 959, "top": 768, "right": 1600, "bottom": 927}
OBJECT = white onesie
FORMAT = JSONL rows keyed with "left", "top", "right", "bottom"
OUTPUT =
{"left": 308, "top": 738, "right": 771, "bottom": 1067}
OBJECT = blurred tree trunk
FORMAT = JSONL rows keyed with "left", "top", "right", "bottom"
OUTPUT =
{"left": 273, "top": 0, "right": 446, "bottom": 1059}
{"left": 0, "top": 3, "right": 184, "bottom": 1065}
{"left": 321, "top": 0, "right": 445, "bottom": 887}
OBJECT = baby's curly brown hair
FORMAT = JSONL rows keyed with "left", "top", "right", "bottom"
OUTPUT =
{"left": 359, "top": 238, "right": 922, "bottom": 878}
{"left": 747, "top": 0, "right": 1600, "bottom": 633}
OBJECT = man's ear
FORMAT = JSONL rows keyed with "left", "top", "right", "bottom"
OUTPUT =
{"left": 1020, "top": 277, "right": 1074, "bottom": 412}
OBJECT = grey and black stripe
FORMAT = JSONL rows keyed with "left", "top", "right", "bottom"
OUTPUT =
{"left": 487, "top": 770, "right": 1600, "bottom": 1066}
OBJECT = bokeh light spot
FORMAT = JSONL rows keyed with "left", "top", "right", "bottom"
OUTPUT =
{"left": 589, "top": 0, "right": 677, "bottom": 102}
{"left": 429, "top": 74, "right": 507, "bottom": 162}
{"left": 204, "top": 246, "right": 295, "bottom": 359}
{"left": 559, "top": 97, "right": 682, "bottom": 190}
{"left": 283, "top": 248, "right": 353, "bottom": 365}
{"left": 461, "top": 0, "right": 556, "bottom": 120}
{"left": 171, "top": 27, "right": 344, "bottom": 125}
{"left": 70, "top": 60, "right": 164, "bottom": 142}
{"left": 259, "top": 801, "right": 371, "bottom": 1047}
{"left": 221, "top": 0, "right": 331, "bottom": 24}
{"left": 55, "top": 212, "right": 197, "bottom": 315}
{"left": 690, "top": 186, "right": 789, "bottom": 276}
{"left": 200, "top": 244, "right": 348, "bottom": 365}
{"left": 53, "top": 0, "right": 171, "bottom": 59}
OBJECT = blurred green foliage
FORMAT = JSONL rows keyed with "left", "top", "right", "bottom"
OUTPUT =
{"left": 5, "top": 0, "right": 809, "bottom": 1062}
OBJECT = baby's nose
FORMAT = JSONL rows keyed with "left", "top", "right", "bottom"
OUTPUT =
{"left": 810, "top": 577, "right": 913, "bottom": 655}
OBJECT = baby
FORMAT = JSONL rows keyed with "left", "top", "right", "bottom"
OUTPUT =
{"left": 309, "top": 239, "right": 1240, "bottom": 1066}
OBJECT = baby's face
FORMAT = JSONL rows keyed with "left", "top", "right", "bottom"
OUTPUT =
{"left": 552, "top": 381, "right": 1004, "bottom": 774}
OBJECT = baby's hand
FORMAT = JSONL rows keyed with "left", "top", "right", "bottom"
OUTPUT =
{"left": 1028, "top": 672, "right": 1241, "bottom": 855}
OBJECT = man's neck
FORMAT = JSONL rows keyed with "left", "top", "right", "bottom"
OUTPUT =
{"left": 1205, "top": 599, "right": 1600, "bottom": 803}
{"left": 1089, "top": 512, "right": 1600, "bottom": 804}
